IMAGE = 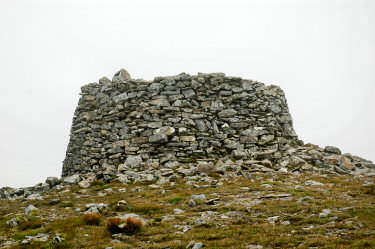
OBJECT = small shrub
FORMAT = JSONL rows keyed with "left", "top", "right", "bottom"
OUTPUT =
{"left": 107, "top": 217, "right": 122, "bottom": 234}
{"left": 83, "top": 213, "right": 101, "bottom": 226}
{"left": 114, "top": 202, "right": 129, "bottom": 212}
{"left": 123, "top": 217, "right": 143, "bottom": 234}
{"left": 106, "top": 217, "right": 143, "bottom": 235}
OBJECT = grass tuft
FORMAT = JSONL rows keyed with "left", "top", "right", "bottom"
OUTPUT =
{"left": 18, "top": 218, "right": 44, "bottom": 231}
{"left": 167, "top": 197, "right": 184, "bottom": 204}
{"left": 91, "top": 180, "right": 105, "bottom": 186}
{"left": 130, "top": 203, "right": 163, "bottom": 215}
{"left": 82, "top": 213, "right": 101, "bottom": 226}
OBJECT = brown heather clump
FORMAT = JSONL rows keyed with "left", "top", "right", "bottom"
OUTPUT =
{"left": 106, "top": 217, "right": 123, "bottom": 234}
{"left": 123, "top": 217, "right": 143, "bottom": 234}
{"left": 83, "top": 213, "right": 101, "bottom": 226}
{"left": 106, "top": 217, "right": 143, "bottom": 235}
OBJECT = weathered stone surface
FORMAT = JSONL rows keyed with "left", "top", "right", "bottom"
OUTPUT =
{"left": 78, "top": 180, "right": 91, "bottom": 188}
{"left": 112, "top": 69, "right": 131, "bottom": 84}
{"left": 113, "top": 93, "right": 128, "bottom": 103}
{"left": 26, "top": 193, "right": 43, "bottom": 201}
{"left": 210, "top": 100, "right": 225, "bottom": 110}
{"left": 6, "top": 218, "right": 18, "bottom": 228}
{"left": 181, "top": 136, "right": 196, "bottom": 142}
{"left": 232, "top": 149, "right": 248, "bottom": 159}
{"left": 125, "top": 155, "right": 142, "bottom": 168}
{"left": 324, "top": 146, "right": 342, "bottom": 155}
{"left": 150, "top": 98, "right": 170, "bottom": 107}
{"left": 85, "top": 203, "right": 108, "bottom": 214}
{"left": 218, "top": 109, "right": 237, "bottom": 118}
{"left": 197, "top": 161, "right": 215, "bottom": 173}
{"left": 149, "top": 133, "right": 168, "bottom": 143}
{"left": 154, "top": 126, "right": 175, "bottom": 136}
{"left": 195, "top": 120, "right": 208, "bottom": 132}
{"left": 25, "top": 205, "right": 38, "bottom": 215}
{"left": 63, "top": 174, "right": 80, "bottom": 184}
{"left": 45, "top": 177, "right": 59, "bottom": 187}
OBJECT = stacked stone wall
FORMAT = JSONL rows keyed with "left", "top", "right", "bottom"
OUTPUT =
{"left": 62, "top": 70, "right": 299, "bottom": 176}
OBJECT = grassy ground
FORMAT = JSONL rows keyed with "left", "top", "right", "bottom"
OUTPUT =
{"left": 1, "top": 173, "right": 374, "bottom": 248}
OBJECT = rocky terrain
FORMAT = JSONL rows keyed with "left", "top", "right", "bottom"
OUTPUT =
{"left": 1, "top": 70, "right": 374, "bottom": 248}
{"left": 1, "top": 170, "right": 375, "bottom": 248}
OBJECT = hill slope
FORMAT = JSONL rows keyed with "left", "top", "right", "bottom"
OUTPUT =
{"left": 1, "top": 172, "right": 375, "bottom": 248}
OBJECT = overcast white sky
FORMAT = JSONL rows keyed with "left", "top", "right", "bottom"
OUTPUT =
{"left": 0, "top": 0, "right": 374, "bottom": 187}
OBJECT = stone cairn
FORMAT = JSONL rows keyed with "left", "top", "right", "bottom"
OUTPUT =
{"left": 1, "top": 69, "right": 374, "bottom": 199}
{"left": 63, "top": 69, "right": 299, "bottom": 177}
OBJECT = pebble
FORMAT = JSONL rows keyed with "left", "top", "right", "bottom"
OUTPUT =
{"left": 188, "top": 199, "right": 196, "bottom": 207}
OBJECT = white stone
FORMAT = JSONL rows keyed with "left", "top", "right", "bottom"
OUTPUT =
{"left": 25, "top": 205, "right": 38, "bottom": 215}
{"left": 174, "top": 208, "right": 185, "bottom": 215}
{"left": 63, "top": 174, "right": 80, "bottom": 184}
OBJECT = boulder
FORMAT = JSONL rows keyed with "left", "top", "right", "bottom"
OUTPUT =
{"left": 85, "top": 203, "right": 108, "bottom": 214}
{"left": 218, "top": 109, "right": 237, "bottom": 118}
{"left": 63, "top": 174, "right": 80, "bottom": 184}
{"left": 6, "top": 218, "right": 18, "bottom": 228}
{"left": 232, "top": 149, "right": 248, "bottom": 159}
{"left": 154, "top": 126, "right": 175, "bottom": 136}
{"left": 149, "top": 134, "right": 168, "bottom": 143}
{"left": 324, "top": 146, "right": 342, "bottom": 155}
{"left": 112, "top": 69, "right": 131, "bottom": 84}
{"left": 78, "top": 180, "right": 91, "bottom": 189}
{"left": 125, "top": 155, "right": 143, "bottom": 168}
{"left": 197, "top": 161, "right": 215, "bottom": 173}
{"left": 45, "top": 177, "right": 59, "bottom": 187}
{"left": 150, "top": 98, "right": 170, "bottom": 107}
{"left": 26, "top": 193, "right": 43, "bottom": 201}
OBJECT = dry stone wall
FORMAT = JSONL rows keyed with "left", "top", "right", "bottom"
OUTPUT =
{"left": 62, "top": 69, "right": 300, "bottom": 176}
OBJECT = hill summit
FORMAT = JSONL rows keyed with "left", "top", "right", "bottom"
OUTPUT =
{"left": 1, "top": 70, "right": 375, "bottom": 248}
